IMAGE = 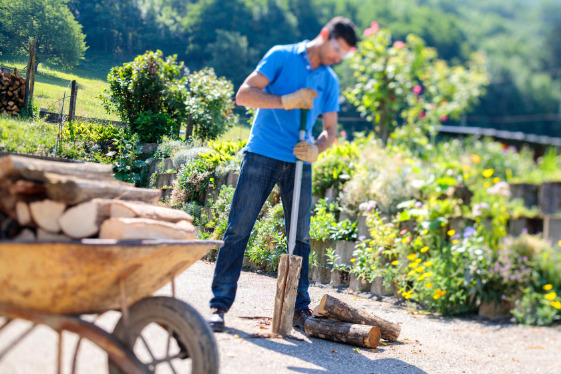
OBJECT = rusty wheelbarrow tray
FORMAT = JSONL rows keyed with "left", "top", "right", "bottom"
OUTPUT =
{"left": 0, "top": 239, "right": 223, "bottom": 374}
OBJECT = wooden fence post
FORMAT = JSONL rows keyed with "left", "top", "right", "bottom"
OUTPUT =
{"left": 68, "top": 80, "right": 78, "bottom": 122}
{"left": 23, "top": 39, "right": 37, "bottom": 112}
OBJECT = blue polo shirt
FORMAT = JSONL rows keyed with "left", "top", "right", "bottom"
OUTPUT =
{"left": 244, "top": 41, "right": 340, "bottom": 163}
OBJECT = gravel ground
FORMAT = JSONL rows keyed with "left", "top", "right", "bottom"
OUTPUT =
{"left": 1, "top": 260, "right": 560, "bottom": 373}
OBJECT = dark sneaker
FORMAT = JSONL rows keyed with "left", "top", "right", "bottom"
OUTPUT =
{"left": 293, "top": 308, "right": 312, "bottom": 330}
{"left": 207, "top": 307, "right": 226, "bottom": 332}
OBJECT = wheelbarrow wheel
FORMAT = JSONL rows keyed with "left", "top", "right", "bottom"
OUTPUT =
{"left": 108, "top": 296, "right": 218, "bottom": 374}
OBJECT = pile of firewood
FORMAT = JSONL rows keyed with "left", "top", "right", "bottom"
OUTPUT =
{"left": 0, "top": 154, "right": 195, "bottom": 241}
{"left": 305, "top": 294, "right": 401, "bottom": 348}
{"left": 0, "top": 69, "right": 25, "bottom": 116}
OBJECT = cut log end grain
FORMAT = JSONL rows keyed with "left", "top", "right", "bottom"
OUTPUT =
{"left": 58, "top": 200, "right": 111, "bottom": 238}
{"left": 29, "top": 200, "right": 66, "bottom": 233}
{"left": 98, "top": 217, "right": 196, "bottom": 241}
{"left": 15, "top": 201, "right": 31, "bottom": 226}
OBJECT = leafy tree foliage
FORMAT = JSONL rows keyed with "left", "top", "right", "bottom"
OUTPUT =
{"left": 0, "top": 0, "right": 86, "bottom": 69}
{"left": 100, "top": 50, "right": 189, "bottom": 142}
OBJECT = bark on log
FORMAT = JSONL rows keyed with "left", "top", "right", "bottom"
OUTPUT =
{"left": 304, "top": 317, "right": 381, "bottom": 348}
{"left": 98, "top": 217, "right": 196, "bottom": 240}
{"left": 272, "top": 254, "right": 303, "bottom": 335}
{"left": 318, "top": 294, "right": 401, "bottom": 341}
{"left": 0, "top": 155, "right": 113, "bottom": 182}
{"left": 29, "top": 200, "right": 66, "bottom": 233}
{"left": 44, "top": 173, "right": 160, "bottom": 205}
{"left": 58, "top": 199, "right": 112, "bottom": 238}
{"left": 110, "top": 200, "right": 193, "bottom": 222}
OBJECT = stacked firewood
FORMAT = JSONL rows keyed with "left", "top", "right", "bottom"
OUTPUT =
{"left": 0, "top": 154, "right": 196, "bottom": 241}
{"left": 305, "top": 294, "right": 401, "bottom": 348}
{"left": 0, "top": 69, "right": 25, "bottom": 116}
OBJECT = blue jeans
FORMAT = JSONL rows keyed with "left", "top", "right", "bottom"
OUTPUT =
{"left": 210, "top": 152, "right": 312, "bottom": 312}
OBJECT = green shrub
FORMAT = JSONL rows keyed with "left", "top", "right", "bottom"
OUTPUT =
{"left": 310, "top": 199, "right": 338, "bottom": 240}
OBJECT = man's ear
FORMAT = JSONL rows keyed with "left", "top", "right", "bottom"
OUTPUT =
{"left": 320, "top": 27, "right": 330, "bottom": 40}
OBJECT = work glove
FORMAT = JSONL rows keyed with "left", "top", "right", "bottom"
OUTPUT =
{"left": 281, "top": 88, "right": 318, "bottom": 110}
{"left": 293, "top": 141, "right": 319, "bottom": 163}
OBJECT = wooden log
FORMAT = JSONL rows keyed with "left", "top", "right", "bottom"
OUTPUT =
{"left": 58, "top": 199, "right": 112, "bottom": 238}
{"left": 29, "top": 200, "right": 66, "bottom": 233}
{"left": 98, "top": 217, "right": 196, "bottom": 240}
{"left": 0, "top": 155, "right": 114, "bottom": 182}
{"left": 15, "top": 201, "right": 32, "bottom": 226}
{"left": 37, "top": 228, "right": 71, "bottom": 241}
{"left": 272, "top": 254, "right": 303, "bottom": 335}
{"left": 110, "top": 200, "right": 193, "bottom": 222}
{"left": 9, "top": 180, "right": 46, "bottom": 196}
{"left": 13, "top": 228, "right": 36, "bottom": 242}
{"left": 44, "top": 173, "right": 161, "bottom": 205}
{"left": 318, "top": 294, "right": 401, "bottom": 341}
{"left": 304, "top": 317, "right": 381, "bottom": 348}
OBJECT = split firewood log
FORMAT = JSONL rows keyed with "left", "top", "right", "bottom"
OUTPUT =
{"left": 58, "top": 199, "right": 112, "bottom": 238}
{"left": 15, "top": 201, "right": 32, "bottom": 226}
{"left": 98, "top": 217, "right": 196, "bottom": 240}
{"left": 110, "top": 200, "right": 193, "bottom": 222}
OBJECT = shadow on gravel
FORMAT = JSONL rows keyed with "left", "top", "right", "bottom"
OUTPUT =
{"left": 222, "top": 327, "right": 427, "bottom": 374}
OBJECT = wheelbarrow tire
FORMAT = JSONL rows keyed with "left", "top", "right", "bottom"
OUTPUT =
{"left": 108, "top": 296, "right": 219, "bottom": 374}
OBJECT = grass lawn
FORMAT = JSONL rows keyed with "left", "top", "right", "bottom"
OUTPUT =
{"left": 0, "top": 52, "right": 125, "bottom": 121}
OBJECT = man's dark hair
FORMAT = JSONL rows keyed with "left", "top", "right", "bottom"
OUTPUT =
{"left": 325, "top": 16, "right": 358, "bottom": 48}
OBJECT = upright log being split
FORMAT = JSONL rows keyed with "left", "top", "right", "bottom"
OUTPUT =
{"left": 272, "top": 253, "right": 302, "bottom": 335}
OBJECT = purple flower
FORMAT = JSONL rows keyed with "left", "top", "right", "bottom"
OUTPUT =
{"left": 501, "top": 295, "right": 506, "bottom": 300}
{"left": 414, "top": 201, "right": 423, "bottom": 208}
{"left": 463, "top": 227, "right": 476, "bottom": 238}
{"left": 359, "top": 235, "right": 366, "bottom": 241}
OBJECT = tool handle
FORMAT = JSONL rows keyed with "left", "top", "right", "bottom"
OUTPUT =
{"left": 299, "top": 109, "right": 308, "bottom": 132}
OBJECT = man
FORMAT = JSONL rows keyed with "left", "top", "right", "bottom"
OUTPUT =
{"left": 208, "top": 16, "right": 358, "bottom": 332}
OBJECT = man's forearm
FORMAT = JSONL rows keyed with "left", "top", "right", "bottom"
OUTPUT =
{"left": 236, "top": 85, "right": 283, "bottom": 109}
{"left": 315, "top": 127, "right": 337, "bottom": 153}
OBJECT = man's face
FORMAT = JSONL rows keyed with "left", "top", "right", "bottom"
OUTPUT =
{"left": 320, "top": 35, "right": 353, "bottom": 66}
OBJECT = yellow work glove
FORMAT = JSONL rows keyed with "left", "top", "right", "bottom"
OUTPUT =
{"left": 293, "top": 141, "right": 319, "bottom": 163}
{"left": 281, "top": 88, "right": 318, "bottom": 110}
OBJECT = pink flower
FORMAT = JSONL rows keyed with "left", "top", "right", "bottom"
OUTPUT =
{"left": 419, "top": 110, "right": 426, "bottom": 119}
{"left": 370, "top": 21, "right": 379, "bottom": 29}
{"left": 413, "top": 85, "right": 422, "bottom": 95}
{"left": 340, "top": 130, "right": 347, "bottom": 137}
{"left": 393, "top": 41, "right": 405, "bottom": 49}
{"left": 364, "top": 27, "right": 376, "bottom": 36}
{"left": 440, "top": 115, "right": 448, "bottom": 122}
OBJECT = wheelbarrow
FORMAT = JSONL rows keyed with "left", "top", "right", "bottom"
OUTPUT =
{"left": 0, "top": 238, "right": 223, "bottom": 373}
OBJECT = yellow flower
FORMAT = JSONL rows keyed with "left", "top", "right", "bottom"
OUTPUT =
{"left": 424, "top": 272, "right": 433, "bottom": 277}
{"left": 409, "top": 262, "right": 419, "bottom": 268}
{"left": 392, "top": 260, "right": 399, "bottom": 266}
{"left": 447, "top": 230, "right": 455, "bottom": 236}
{"left": 441, "top": 290, "right": 447, "bottom": 295}
{"left": 462, "top": 165, "right": 471, "bottom": 172}
{"left": 426, "top": 283, "right": 433, "bottom": 288}
{"left": 350, "top": 258, "right": 356, "bottom": 263}
{"left": 493, "top": 177, "right": 500, "bottom": 183}
{"left": 371, "top": 266, "right": 377, "bottom": 270}
{"left": 482, "top": 168, "right": 494, "bottom": 178}
{"left": 484, "top": 182, "right": 491, "bottom": 188}
{"left": 418, "top": 274, "right": 426, "bottom": 281}
{"left": 551, "top": 301, "right": 561, "bottom": 310}
{"left": 420, "top": 246, "right": 429, "bottom": 253}
{"left": 415, "top": 258, "right": 422, "bottom": 263}
{"left": 408, "top": 270, "right": 417, "bottom": 277}
{"left": 433, "top": 294, "right": 441, "bottom": 300}
{"left": 470, "top": 154, "right": 481, "bottom": 164}
{"left": 407, "top": 253, "right": 417, "bottom": 261}
{"left": 558, "top": 239, "right": 561, "bottom": 247}
{"left": 403, "top": 290, "right": 413, "bottom": 300}
{"left": 545, "top": 292, "right": 557, "bottom": 301}
{"left": 424, "top": 261, "right": 433, "bottom": 267}
{"left": 543, "top": 284, "right": 553, "bottom": 291}
{"left": 416, "top": 266, "right": 425, "bottom": 273}
{"left": 452, "top": 239, "right": 459, "bottom": 244}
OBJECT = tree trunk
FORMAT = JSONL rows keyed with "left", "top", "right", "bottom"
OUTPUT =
{"left": 304, "top": 317, "right": 381, "bottom": 348}
{"left": 318, "top": 294, "right": 401, "bottom": 341}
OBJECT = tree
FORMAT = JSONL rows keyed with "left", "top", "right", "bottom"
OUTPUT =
{"left": 344, "top": 24, "right": 488, "bottom": 145}
{"left": 185, "top": 68, "right": 238, "bottom": 141}
{"left": 100, "top": 50, "right": 189, "bottom": 143}
{"left": 0, "top": 0, "right": 87, "bottom": 70}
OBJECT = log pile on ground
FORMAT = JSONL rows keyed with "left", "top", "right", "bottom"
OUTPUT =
{"left": 305, "top": 294, "right": 401, "bottom": 348}
{"left": 0, "top": 69, "right": 25, "bottom": 116}
{"left": 0, "top": 154, "right": 195, "bottom": 241}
